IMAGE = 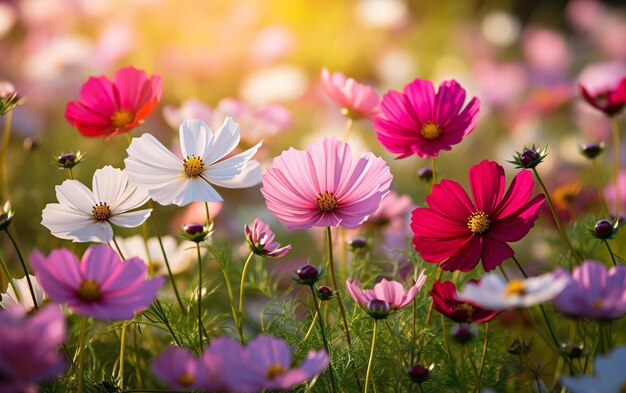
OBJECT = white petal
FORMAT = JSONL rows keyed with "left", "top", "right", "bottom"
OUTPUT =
{"left": 42, "top": 203, "right": 112, "bottom": 242}
{"left": 65, "top": 221, "right": 113, "bottom": 243}
{"left": 179, "top": 119, "right": 212, "bottom": 159}
{"left": 125, "top": 133, "right": 183, "bottom": 174}
{"left": 204, "top": 140, "right": 262, "bottom": 180}
{"left": 55, "top": 180, "right": 96, "bottom": 213}
{"left": 205, "top": 160, "right": 262, "bottom": 188}
{"left": 92, "top": 166, "right": 149, "bottom": 213}
{"left": 109, "top": 209, "right": 152, "bottom": 228}
{"left": 203, "top": 117, "right": 241, "bottom": 164}
{"left": 173, "top": 178, "right": 223, "bottom": 205}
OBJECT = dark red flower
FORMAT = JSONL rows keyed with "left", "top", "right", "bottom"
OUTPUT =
{"left": 429, "top": 280, "right": 498, "bottom": 323}
{"left": 580, "top": 78, "right": 626, "bottom": 117}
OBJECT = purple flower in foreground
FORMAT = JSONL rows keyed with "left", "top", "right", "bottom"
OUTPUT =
{"left": 151, "top": 347, "right": 207, "bottom": 390}
{"left": 555, "top": 260, "right": 626, "bottom": 320}
{"left": 245, "top": 219, "right": 292, "bottom": 258}
{"left": 0, "top": 306, "right": 66, "bottom": 392}
{"left": 30, "top": 244, "right": 164, "bottom": 320}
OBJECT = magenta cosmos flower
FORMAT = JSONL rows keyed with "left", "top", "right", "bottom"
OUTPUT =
{"left": 321, "top": 68, "right": 380, "bottom": 119}
{"left": 244, "top": 218, "right": 291, "bottom": 258}
{"left": 151, "top": 346, "right": 208, "bottom": 390}
{"left": 411, "top": 160, "right": 545, "bottom": 272}
{"left": 221, "top": 334, "right": 329, "bottom": 392}
{"left": 30, "top": 244, "right": 163, "bottom": 320}
{"left": 374, "top": 78, "right": 480, "bottom": 158}
{"left": 580, "top": 77, "right": 626, "bottom": 117}
{"left": 261, "top": 137, "right": 392, "bottom": 229}
{"left": 554, "top": 260, "right": 626, "bottom": 320}
{"left": 0, "top": 305, "right": 66, "bottom": 392}
{"left": 65, "top": 66, "right": 162, "bottom": 139}
{"left": 346, "top": 270, "right": 427, "bottom": 312}
{"left": 430, "top": 280, "right": 498, "bottom": 323}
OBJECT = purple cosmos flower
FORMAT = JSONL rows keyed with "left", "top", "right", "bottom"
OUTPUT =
{"left": 555, "top": 260, "right": 626, "bottom": 320}
{"left": 244, "top": 218, "right": 291, "bottom": 258}
{"left": 0, "top": 305, "right": 66, "bottom": 392}
{"left": 151, "top": 346, "right": 207, "bottom": 390}
{"left": 30, "top": 244, "right": 164, "bottom": 320}
{"left": 346, "top": 270, "right": 427, "bottom": 311}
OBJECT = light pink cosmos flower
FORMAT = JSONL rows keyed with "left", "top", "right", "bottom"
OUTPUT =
{"left": 346, "top": 270, "right": 427, "bottom": 311}
{"left": 0, "top": 305, "right": 66, "bottom": 392}
{"left": 30, "top": 244, "right": 164, "bottom": 320}
{"left": 321, "top": 68, "right": 380, "bottom": 120}
{"left": 244, "top": 218, "right": 291, "bottom": 258}
{"left": 220, "top": 334, "right": 329, "bottom": 392}
{"left": 65, "top": 66, "right": 162, "bottom": 139}
{"left": 261, "top": 137, "right": 392, "bottom": 229}
{"left": 374, "top": 78, "right": 480, "bottom": 158}
{"left": 151, "top": 346, "right": 207, "bottom": 390}
{"left": 554, "top": 260, "right": 626, "bottom": 320}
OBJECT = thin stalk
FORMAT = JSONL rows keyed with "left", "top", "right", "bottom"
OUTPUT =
{"left": 149, "top": 212, "right": 186, "bottom": 314}
{"left": 343, "top": 117, "right": 354, "bottom": 142}
{"left": 364, "top": 319, "right": 378, "bottom": 393}
{"left": 76, "top": 318, "right": 89, "bottom": 393}
{"left": 68, "top": 167, "right": 75, "bottom": 180}
{"left": 462, "top": 344, "right": 481, "bottom": 390}
{"left": 237, "top": 252, "right": 255, "bottom": 344}
{"left": 119, "top": 322, "right": 129, "bottom": 390}
{"left": 431, "top": 157, "right": 437, "bottom": 190}
{"left": 217, "top": 259, "right": 239, "bottom": 329}
{"left": 410, "top": 296, "right": 417, "bottom": 364}
{"left": 511, "top": 255, "right": 528, "bottom": 278}
{"left": 303, "top": 307, "right": 319, "bottom": 342}
{"left": 196, "top": 243, "right": 204, "bottom": 351}
{"left": 531, "top": 168, "right": 582, "bottom": 264}
{"left": 4, "top": 228, "right": 38, "bottom": 310}
{"left": 204, "top": 202, "right": 212, "bottom": 225}
{"left": 384, "top": 319, "right": 403, "bottom": 356}
{"left": 310, "top": 286, "right": 337, "bottom": 393}
{"left": 0, "top": 252, "right": 19, "bottom": 299}
{"left": 112, "top": 236, "right": 126, "bottom": 260}
{"left": 441, "top": 314, "right": 458, "bottom": 382}
{"left": 424, "top": 270, "right": 444, "bottom": 325}
{"left": 478, "top": 323, "right": 489, "bottom": 381}
{"left": 604, "top": 240, "right": 617, "bottom": 266}
{"left": 611, "top": 117, "right": 621, "bottom": 217}
{"left": 153, "top": 301, "right": 181, "bottom": 347}
{"left": 325, "top": 227, "right": 353, "bottom": 347}
{"left": 0, "top": 110, "right": 13, "bottom": 199}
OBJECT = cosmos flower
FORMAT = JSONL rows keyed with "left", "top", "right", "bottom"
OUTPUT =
{"left": 374, "top": 78, "right": 480, "bottom": 158}
{"left": 124, "top": 118, "right": 262, "bottom": 207}
{"left": 346, "top": 270, "right": 427, "bottom": 312}
{"left": 429, "top": 280, "right": 499, "bottom": 323}
{"left": 411, "top": 160, "right": 545, "bottom": 272}
{"left": 0, "top": 275, "right": 45, "bottom": 312}
{"left": 554, "top": 260, "right": 626, "bottom": 320}
{"left": 65, "top": 66, "right": 162, "bottom": 139}
{"left": 41, "top": 166, "right": 151, "bottom": 243}
{"left": 0, "top": 305, "right": 66, "bottom": 392}
{"left": 244, "top": 219, "right": 291, "bottom": 258}
{"left": 320, "top": 68, "right": 380, "bottom": 119}
{"left": 151, "top": 346, "right": 207, "bottom": 390}
{"left": 457, "top": 272, "right": 569, "bottom": 311}
{"left": 30, "top": 244, "right": 163, "bottom": 320}
{"left": 561, "top": 346, "right": 626, "bottom": 393}
{"left": 261, "top": 137, "right": 392, "bottom": 229}
{"left": 580, "top": 77, "right": 626, "bottom": 117}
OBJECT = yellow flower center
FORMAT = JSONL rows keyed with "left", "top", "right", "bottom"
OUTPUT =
{"left": 183, "top": 156, "right": 205, "bottom": 177}
{"left": 110, "top": 109, "right": 134, "bottom": 128}
{"left": 421, "top": 121, "right": 442, "bottom": 140}
{"left": 552, "top": 182, "right": 582, "bottom": 210}
{"left": 77, "top": 279, "right": 101, "bottom": 301}
{"left": 593, "top": 299, "right": 604, "bottom": 309}
{"left": 505, "top": 280, "right": 526, "bottom": 297}
{"left": 92, "top": 202, "right": 112, "bottom": 221}
{"left": 454, "top": 302, "right": 476, "bottom": 316}
{"left": 467, "top": 211, "right": 490, "bottom": 234}
{"left": 316, "top": 191, "right": 339, "bottom": 212}
{"left": 177, "top": 373, "right": 195, "bottom": 387}
{"left": 265, "top": 363, "right": 286, "bottom": 379}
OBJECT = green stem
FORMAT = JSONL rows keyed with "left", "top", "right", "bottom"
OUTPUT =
{"left": 604, "top": 240, "right": 617, "bottom": 266}
{"left": 119, "top": 322, "right": 128, "bottom": 390}
{"left": 364, "top": 319, "right": 378, "bottom": 393}
{"left": 76, "top": 318, "right": 89, "bottom": 393}
{"left": 0, "top": 252, "right": 19, "bottom": 300}
{"left": 237, "top": 252, "right": 255, "bottom": 344}
{"left": 303, "top": 306, "right": 319, "bottom": 342}
{"left": 611, "top": 117, "right": 621, "bottom": 218}
{"left": 149, "top": 211, "right": 186, "bottom": 315}
{"left": 4, "top": 228, "right": 38, "bottom": 310}
{"left": 463, "top": 343, "right": 481, "bottom": 390}
{"left": 153, "top": 301, "right": 181, "bottom": 347}
{"left": 310, "top": 286, "right": 337, "bottom": 393}
{"left": 431, "top": 157, "right": 437, "bottom": 191}
{"left": 196, "top": 243, "right": 204, "bottom": 351}
{"left": 424, "top": 270, "right": 443, "bottom": 325}
{"left": 384, "top": 319, "right": 403, "bottom": 356}
{"left": 325, "top": 227, "right": 353, "bottom": 348}
{"left": 343, "top": 117, "right": 354, "bottom": 142}
{"left": 511, "top": 255, "right": 528, "bottom": 278}
{"left": 531, "top": 168, "right": 582, "bottom": 264}
{"left": 441, "top": 314, "right": 458, "bottom": 382}
{"left": 0, "top": 110, "right": 13, "bottom": 200}
{"left": 68, "top": 167, "right": 75, "bottom": 180}
{"left": 410, "top": 296, "right": 417, "bottom": 364}
{"left": 112, "top": 236, "right": 126, "bottom": 260}
{"left": 204, "top": 202, "right": 212, "bottom": 226}
{"left": 478, "top": 323, "right": 489, "bottom": 382}
{"left": 217, "top": 257, "right": 239, "bottom": 330}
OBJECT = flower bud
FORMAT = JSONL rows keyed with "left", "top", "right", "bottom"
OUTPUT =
{"left": 347, "top": 236, "right": 368, "bottom": 251}
{"left": 56, "top": 151, "right": 85, "bottom": 169}
{"left": 579, "top": 143, "right": 604, "bottom": 159}
{"left": 509, "top": 145, "right": 548, "bottom": 169}
{"left": 591, "top": 219, "right": 618, "bottom": 240}
{"left": 0, "top": 201, "right": 14, "bottom": 230}
{"left": 182, "top": 223, "right": 209, "bottom": 243}
{"left": 317, "top": 285, "right": 334, "bottom": 300}
{"left": 508, "top": 338, "right": 533, "bottom": 356}
{"left": 408, "top": 364, "right": 432, "bottom": 383}
{"left": 293, "top": 264, "right": 322, "bottom": 286}
{"left": 452, "top": 324, "right": 475, "bottom": 344}
{"left": 366, "top": 299, "right": 391, "bottom": 319}
{"left": 561, "top": 343, "right": 585, "bottom": 359}
{"left": 416, "top": 166, "right": 433, "bottom": 181}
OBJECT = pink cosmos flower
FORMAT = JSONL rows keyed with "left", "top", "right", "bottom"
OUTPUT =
{"left": 151, "top": 346, "right": 207, "bottom": 390}
{"left": 346, "top": 270, "right": 427, "bottom": 311}
{"left": 554, "top": 260, "right": 626, "bottom": 320}
{"left": 65, "top": 66, "right": 162, "bottom": 139}
{"left": 221, "top": 334, "right": 329, "bottom": 392}
{"left": 0, "top": 305, "right": 66, "bottom": 392}
{"left": 411, "top": 160, "right": 545, "bottom": 272}
{"left": 30, "top": 244, "right": 164, "bottom": 320}
{"left": 261, "top": 137, "right": 392, "bottom": 229}
{"left": 321, "top": 68, "right": 380, "bottom": 119}
{"left": 244, "top": 218, "right": 291, "bottom": 258}
{"left": 374, "top": 78, "right": 480, "bottom": 158}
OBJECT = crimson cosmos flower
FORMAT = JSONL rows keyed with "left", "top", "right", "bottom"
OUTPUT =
{"left": 411, "top": 160, "right": 545, "bottom": 272}
{"left": 580, "top": 77, "right": 626, "bottom": 117}
{"left": 430, "top": 280, "right": 498, "bottom": 323}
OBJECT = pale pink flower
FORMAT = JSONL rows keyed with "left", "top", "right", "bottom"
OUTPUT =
{"left": 346, "top": 270, "right": 427, "bottom": 311}
{"left": 244, "top": 219, "right": 291, "bottom": 258}
{"left": 321, "top": 68, "right": 380, "bottom": 120}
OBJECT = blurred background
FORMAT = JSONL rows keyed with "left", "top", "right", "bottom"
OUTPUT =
{"left": 0, "top": 0, "right": 625, "bottom": 283}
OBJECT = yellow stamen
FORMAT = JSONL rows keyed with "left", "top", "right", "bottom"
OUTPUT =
{"left": 421, "top": 121, "right": 442, "bottom": 140}
{"left": 316, "top": 191, "right": 339, "bottom": 212}
{"left": 454, "top": 302, "right": 475, "bottom": 317}
{"left": 505, "top": 280, "right": 525, "bottom": 297}
{"left": 266, "top": 363, "right": 286, "bottom": 379}
{"left": 92, "top": 202, "right": 112, "bottom": 221}
{"left": 593, "top": 299, "right": 604, "bottom": 309}
{"left": 111, "top": 109, "right": 134, "bottom": 128}
{"left": 177, "top": 373, "right": 195, "bottom": 387}
{"left": 467, "top": 211, "right": 490, "bottom": 234}
{"left": 183, "top": 156, "right": 205, "bottom": 177}
{"left": 77, "top": 279, "right": 101, "bottom": 301}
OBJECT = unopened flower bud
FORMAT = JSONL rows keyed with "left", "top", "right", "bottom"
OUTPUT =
{"left": 293, "top": 264, "right": 321, "bottom": 286}
{"left": 317, "top": 285, "right": 334, "bottom": 300}
{"left": 347, "top": 236, "right": 368, "bottom": 251}
{"left": 452, "top": 324, "right": 475, "bottom": 344}
{"left": 0, "top": 201, "right": 14, "bottom": 230}
{"left": 509, "top": 145, "right": 547, "bottom": 169}
{"left": 408, "top": 364, "right": 432, "bottom": 383}
{"left": 367, "top": 299, "right": 391, "bottom": 319}
{"left": 520, "top": 150, "right": 540, "bottom": 166}
{"left": 182, "top": 223, "right": 209, "bottom": 243}
{"left": 591, "top": 219, "right": 618, "bottom": 240}
{"left": 416, "top": 166, "right": 433, "bottom": 181}
{"left": 579, "top": 143, "right": 604, "bottom": 159}
{"left": 56, "top": 151, "right": 85, "bottom": 169}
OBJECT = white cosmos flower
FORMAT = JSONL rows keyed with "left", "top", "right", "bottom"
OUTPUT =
{"left": 41, "top": 165, "right": 152, "bottom": 243}
{"left": 124, "top": 117, "right": 262, "bottom": 206}
{"left": 561, "top": 346, "right": 626, "bottom": 393}
{"left": 0, "top": 275, "right": 45, "bottom": 311}
{"left": 112, "top": 235, "right": 200, "bottom": 276}
{"left": 456, "top": 272, "right": 569, "bottom": 311}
